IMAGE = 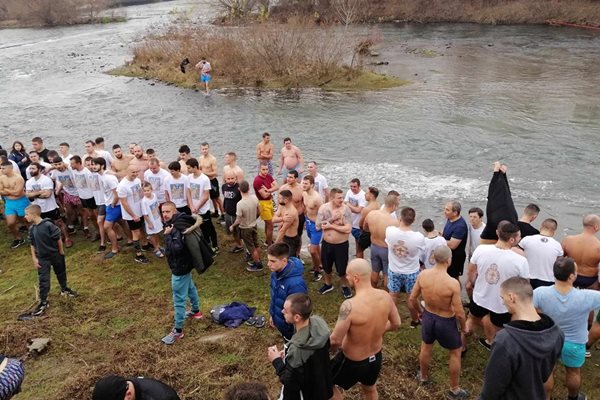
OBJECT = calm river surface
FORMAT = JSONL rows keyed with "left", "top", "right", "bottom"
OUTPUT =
{"left": 1, "top": 0, "right": 599, "bottom": 234}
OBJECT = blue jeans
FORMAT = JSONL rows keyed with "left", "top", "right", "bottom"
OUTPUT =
{"left": 172, "top": 272, "right": 200, "bottom": 329}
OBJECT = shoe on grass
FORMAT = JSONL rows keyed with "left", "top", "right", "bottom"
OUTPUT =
{"left": 318, "top": 284, "right": 334, "bottom": 295}
{"left": 104, "top": 251, "right": 118, "bottom": 260}
{"left": 341, "top": 286, "right": 353, "bottom": 299}
{"left": 478, "top": 338, "right": 492, "bottom": 351}
{"left": 32, "top": 302, "right": 49, "bottom": 317}
{"left": 154, "top": 249, "right": 165, "bottom": 258}
{"left": 10, "top": 239, "right": 25, "bottom": 249}
{"left": 246, "top": 262, "right": 264, "bottom": 272}
{"left": 161, "top": 329, "right": 184, "bottom": 345}
{"left": 446, "top": 388, "right": 469, "bottom": 399}
{"left": 61, "top": 287, "right": 77, "bottom": 298}
{"left": 185, "top": 310, "right": 203, "bottom": 319}
{"left": 135, "top": 254, "right": 150, "bottom": 264}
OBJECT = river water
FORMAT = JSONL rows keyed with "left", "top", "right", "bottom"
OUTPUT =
{"left": 1, "top": 0, "right": 599, "bottom": 235}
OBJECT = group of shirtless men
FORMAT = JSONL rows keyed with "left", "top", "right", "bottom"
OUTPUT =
{"left": 2, "top": 134, "right": 600, "bottom": 400}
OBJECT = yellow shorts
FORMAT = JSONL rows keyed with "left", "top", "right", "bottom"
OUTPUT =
{"left": 258, "top": 200, "right": 274, "bottom": 221}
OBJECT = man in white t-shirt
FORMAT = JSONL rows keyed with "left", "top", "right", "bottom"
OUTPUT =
{"left": 420, "top": 218, "right": 448, "bottom": 269}
{"left": 25, "top": 163, "right": 72, "bottom": 246}
{"left": 466, "top": 221, "right": 529, "bottom": 350}
{"left": 84, "top": 140, "right": 113, "bottom": 171}
{"left": 307, "top": 161, "right": 329, "bottom": 202}
{"left": 165, "top": 161, "right": 191, "bottom": 214}
{"left": 70, "top": 155, "right": 97, "bottom": 238}
{"left": 144, "top": 158, "right": 170, "bottom": 205}
{"left": 385, "top": 207, "right": 425, "bottom": 327}
{"left": 467, "top": 207, "right": 486, "bottom": 260}
{"left": 117, "top": 165, "right": 150, "bottom": 264}
{"left": 519, "top": 218, "right": 563, "bottom": 289}
{"left": 344, "top": 178, "right": 367, "bottom": 257}
{"left": 186, "top": 158, "right": 218, "bottom": 250}
{"left": 26, "top": 151, "right": 51, "bottom": 179}
{"left": 49, "top": 156, "right": 80, "bottom": 235}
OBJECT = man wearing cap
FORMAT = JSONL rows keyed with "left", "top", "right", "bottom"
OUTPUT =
{"left": 92, "top": 375, "right": 180, "bottom": 400}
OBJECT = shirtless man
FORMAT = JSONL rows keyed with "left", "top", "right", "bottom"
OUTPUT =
{"left": 357, "top": 187, "right": 380, "bottom": 258}
{"left": 330, "top": 258, "right": 401, "bottom": 400}
{"left": 302, "top": 175, "right": 324, "bottom": 281}
{"left": 279, "top": 170, "right": 305, "bottom": 257}
{"left": 277, "top": 137, "right": 304, "bottom": 182}
{"left": 409, "top": 246, "right": 469, "bottom": 399}
{"left": 199, "top": 142, "right": 224, "bottom": 220}
{"left": 316, "top": 188, "right": 354, "bottom": 299}
{"left": 223, "top": 152, "right": 244, "bottom": 183}
{"left": 363, "top": 195, "right": 399, "bottom": 288}
{"left": 128, "top": 145, "right": 149, "bottom": 179}
{"left": 127, "top": 143, "right": 137, "bottom": 155}
{"left": 111, "top": 144, "right": 133, "bottom": 180}
{"left": 178, "top": 145, "right": 191, "bottom": 175}
{"left": 273, "top": 190, "right": 300, "bottom": 257}
{"left": 562, "top": 214, "right": 600, "bottom": 290}
{"left": 0, "top": 161, "right": 29, "bottom": 248}
{"left": 256, "top": 132, "right": 274, "bottom": 176}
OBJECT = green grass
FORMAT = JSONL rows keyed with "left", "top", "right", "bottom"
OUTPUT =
{"left": 1, "top": 221, "right": 599, "bottom": 399}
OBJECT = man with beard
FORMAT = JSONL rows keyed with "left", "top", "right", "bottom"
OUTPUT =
{"left": 129, "top": 145, "right": 149, "bottom": 179}
{"left": 111, "top": 144, "right": 134, "bottom": 180}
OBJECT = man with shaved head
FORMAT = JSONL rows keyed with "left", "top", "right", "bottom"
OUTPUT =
{"left": 129, "top": 145, "right": 149, "bottom": 179}
{"left": 562, "top": 214, "right": 600, "bottom": 290}
{"left": 330, "top": 259, "right": 401, "bottom": 400}
{"left": 409, "top": 246, "right": 468, "bottom": 399}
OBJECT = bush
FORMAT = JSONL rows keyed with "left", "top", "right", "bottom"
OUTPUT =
{"left": 0, "top": 0, "right": 121, "bottom": 26}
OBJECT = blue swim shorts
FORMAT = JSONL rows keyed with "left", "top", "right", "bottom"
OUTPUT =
{"left": 200, "top": 74, "right": 211, "bottom": 83}
{"left": 4, "top": 196, "right": 30, "bottom": 217}
{"left": 105, "top": 204, "right": 122, "bottom": 223}
{"left": 388, "top": 270, "right": 419, "bottom": 294}
{"left": 561, "top": 341, "right": 586, "bottom": 368}
{"left": 351, "top": 227, "right": 362, "bottom": 240}
{"left": 305, "top": 217, "right": 323, "bottom": 246}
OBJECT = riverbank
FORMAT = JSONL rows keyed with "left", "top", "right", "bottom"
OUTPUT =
{"left": 266, "top": 0, "right": 600, "bottom": 26}
{"left": 111, "top": 22, "right": 408, "bottom": 91}
{"left": 2, "top": 222, "right": 597, "bottom": 399}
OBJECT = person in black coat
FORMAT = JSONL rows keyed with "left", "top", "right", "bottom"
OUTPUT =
{"left": 480, "top": 162, "right": 518, "bottom": 244}
{"left": 92, "top": 375, "right": 180, "bottom": 400}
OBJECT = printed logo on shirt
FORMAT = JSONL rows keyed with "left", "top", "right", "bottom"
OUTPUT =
{"left": 149, "top": 201, "right": 160, "bottom": 219}
{"left": 57, "top": 175, "right": 75, "bottom": 189}
{"left": 89, "top": 175, "right": 100, "bottom": 191}
{"left": 74, "top": 175, "right": 88, "bottom": 189}
{"left": 31, "top": 184, "right": 41, "bottom": 192}
{"left": 189, "top": 183, "right": 201, "bottom": 200}
{"left": 170, "top": 183, "right": 185, "bottom": 200}
{"left": 392, "top": 240, "right": 408, "bottom": 258}
{"left": 131, "top": 184, "right": 142, "bottom": 202}
{"left": 541, "top": 237, "right": 548, "bottom": 243}
{"left": 485, "top": 264, "right": 500, "bottom": 285}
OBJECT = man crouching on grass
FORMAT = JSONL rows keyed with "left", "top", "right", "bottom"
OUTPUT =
{"left": 161, "top": 201, "right": 203, "bottom": 345}
{"left": 24, "top": 204, "right": 77, "bottom": 318}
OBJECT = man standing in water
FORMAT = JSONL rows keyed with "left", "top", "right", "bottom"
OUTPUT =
{"left": 195, "top": 58, "right": 211, "bottom": 94}
{"left": 277, "top": 137, "right": 304, "bottom": 181}
{"left": 256, "top": 132, "right": 274, "bottom": 176}
{"left": 330, "top": 258, "right": 401, "bottom": 400}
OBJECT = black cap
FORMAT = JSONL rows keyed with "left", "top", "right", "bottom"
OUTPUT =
{"left": 92, "top": 375, "right": 128, "bottom": 400}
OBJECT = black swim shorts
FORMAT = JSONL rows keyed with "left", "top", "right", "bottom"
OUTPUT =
{"left": 331, "top": 350, "right": 382, "bottom": 390}
{"left": 209, "top": 178, "right": 220, "bottom": 199}
{"left": 321, "top": 240, "right": 349, "bottom": 277}
{"left": 469, "top": 300, "right": 511, "bottom": 328}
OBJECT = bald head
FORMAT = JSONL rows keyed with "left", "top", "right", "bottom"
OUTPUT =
{"left": 433, "top": 245, "right": 452, "bottom": 263}
{"left": 347, "top": 258, "right": 372, "bottom": 278}
{"left": 583, "top": 214, "right": 600, "bottom": 229}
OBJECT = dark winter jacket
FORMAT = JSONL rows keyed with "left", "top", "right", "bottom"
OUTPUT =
{"left": 272, "top": 316, "right": 333, "bottom": 400}
{"left": 270, "top": 257, "right": 307, "bottom": 339}
{"left": 479, "top": 314, "right": 564, "bottom": 400}
{"left": 130, "top": 377, "right": 180, "bottom": 400}
{"left": 29, "top": 218, "right": 61, "bottom": 258}
{"left": 164, "top": 213, "right": 198, "bottom": 276}
{"left": 480, "top": 171, "right": 518, "bottom": 240}
{"left": 8, "top": 150, "right": 29, "bottom": 179}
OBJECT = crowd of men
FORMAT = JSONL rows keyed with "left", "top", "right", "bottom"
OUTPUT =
{"left": 1, "top": 136, "right": 600, "bottom": 400}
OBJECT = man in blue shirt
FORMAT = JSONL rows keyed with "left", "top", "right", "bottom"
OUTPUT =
{"left": 533, "top": 257, "right": 600, "bottom": 400}
{"left": 442, "top": 200, "right": 468, "bottom": 279}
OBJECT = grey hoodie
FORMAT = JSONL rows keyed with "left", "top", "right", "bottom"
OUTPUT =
{"left": 479, "top": 314, "right": 564, "bottom": 400}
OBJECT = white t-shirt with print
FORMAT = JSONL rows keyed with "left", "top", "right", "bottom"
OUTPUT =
{"left": 471, "top": 245, "right": 530, "bottom": 314}
{"left": 71, "top": 167, "right": 94, "bottom": 200}
{"left": 188, "top": 173, "right": 211, "bottom": 214}
{"left": 165, "top": 175, "right": 189, "bottom": 208}
{"left": 420, "top": 236, "right": 448, "bottom": 269}
{"left": 26, "top": 175, "right": 58, "bottom": 213}
{"left": 143, "top": 168, "right": 170, "bottom": 204}
{"left": 519, "top": 234, "right": 563, "bottom": 282}
{"left": 141, "top": 194, "right": 163, "bottom": 235}
{"left": 100, "top": 173, "right": 119, "bottom": 207}
{"left": 313, "top": 173, "right": 328, "bottom": 201}
{"left": 344, "top": 189, "right": 366, "bottom": 229}
{"left": 385, "top": 226, "right": 425, "bottom": 275}
{"left": 117, "top": 177, "right": 143, "bottom": 220}
{"left": 50, "top": 168, "right": 79, "bottom": 197}
{"left": 88, "top": 172, "right": 104, "bottom": 206}
{"left": 468, "top": 223, "right": 486, "bottom": 258}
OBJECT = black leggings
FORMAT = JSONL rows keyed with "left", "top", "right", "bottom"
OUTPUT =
{"left": 200, "top": 211, "right": 218, "bottom": 248}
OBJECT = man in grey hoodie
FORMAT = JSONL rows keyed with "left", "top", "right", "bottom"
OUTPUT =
{"left": 479, "top": 277, "right": 564, "bottom": 400}
{"left": 267, "top": 293, "right": 333, "bottom": 400}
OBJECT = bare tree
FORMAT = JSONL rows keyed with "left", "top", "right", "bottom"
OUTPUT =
{"left": 216, "top": 0, "right": 257, "bottom": 19}
{"left": 331, "top": 0, "right": 365, "bottom": 26}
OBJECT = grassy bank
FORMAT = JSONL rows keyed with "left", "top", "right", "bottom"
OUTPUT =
{"left": 1, "top": 220, "right": 599, "bottom": 399}
{"left": 111, "top": 22, "right": 407, "bottom": 91}
{"left": 266, "top": 0, "right": 600, "bottom": 26}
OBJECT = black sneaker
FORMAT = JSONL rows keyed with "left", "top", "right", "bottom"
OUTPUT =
{"left": 211, "top": 211, "right": 219, "bottom": 218}
{"left": 212, "top": 247, "right": 220, "bottom": 255}
{"left": 318, "top": 284, "right": 334, "bottom": 295}
{"left": 229, "top": 246, "right": 244, "bottom": 253}
{"left": 341, "top": 286, "right": 353, "bottom": 299}
{"left": 18, "top": 225, "right": 28, "bottom": 233}
{"left": 141, "top": 243, "right": 153, "bottom": 252}
{"left": 446, "top": 389, "right": 469, "bottom": 399}
{"left": 246, "top": 262, "right": 264, "bottom": 272}
{"left": 32, "top": 302, "right": 49, "bottom": 316}
{"left": 410, "top": 320, "right": 421, "bottom": 329}
{"left": 10, "top": 239, "right": 25, "bottom": 249}
{"left": 135, "top": 254, "right": 150, "bottom": 264}
{"left": 67, "top": 226, "right": 76, "bottom": 235}
{"left": 61, "top": 288, "right": 77, "bottom": 298}
{"left": 478, "top": 338, "right": 492, "bottom": 351}
{"left": 97, "top": 245, "right": 107, "bottom": 253}
{"left": 313, "top": 271, "right": 323, "bottom": 281}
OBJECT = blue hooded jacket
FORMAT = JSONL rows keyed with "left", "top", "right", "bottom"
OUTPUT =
{"left": 270, "top": 257, "right": 308, "bottom": 339}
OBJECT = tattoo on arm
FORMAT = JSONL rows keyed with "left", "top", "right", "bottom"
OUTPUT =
{"left": 338, "top": 301, "right": 352, "bottom": 320}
